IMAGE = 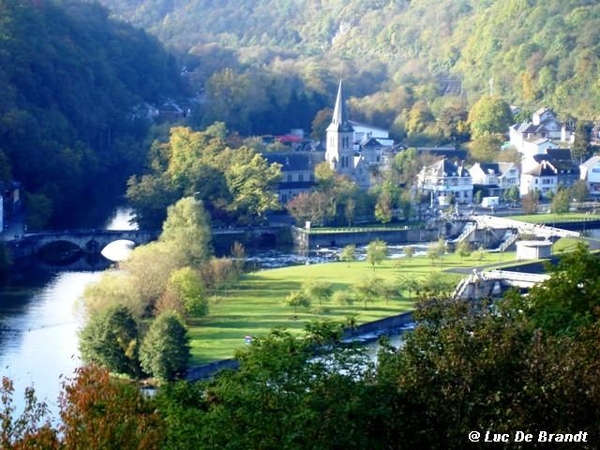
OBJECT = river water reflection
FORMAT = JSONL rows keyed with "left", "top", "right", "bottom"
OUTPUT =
{"left": 0, "top": 272, "right": 100, "bottom": 412}
{"left": 0, "top": 208, "right": 135, "bottom": 414}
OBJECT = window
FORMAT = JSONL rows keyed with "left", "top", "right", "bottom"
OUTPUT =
{"left": 298, "top": 174, "right": 304, "bottom": 181}
{"left": 342, "top": 136, "right": 350, "bottom": 149}
{"left": 287, "top": 174, "right": 292, "bottom": 182}
{"left": 341, "top": 155, "right": 349, "bottom": 168}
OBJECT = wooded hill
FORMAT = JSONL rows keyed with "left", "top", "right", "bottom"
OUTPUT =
{"left": 0, "top": 0, "right": 182, "bottom": 227}
{"left": 98, "top": 0, "right": 600, "bottom": 120}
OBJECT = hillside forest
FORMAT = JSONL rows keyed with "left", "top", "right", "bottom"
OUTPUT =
{"left": 2, "top": 0, "right": 600, "bottom": 227}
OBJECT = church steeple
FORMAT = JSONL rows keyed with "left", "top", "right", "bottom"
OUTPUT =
{"left": 327, "top": 79, "right": 353, "bottom": 133}
{"left": 325, "top": 80, "right": 354, "bottom": 175}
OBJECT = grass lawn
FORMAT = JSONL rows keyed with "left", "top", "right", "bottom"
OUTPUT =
{"left": 510, "top": 211, "right": 600, "bottom": 223}
{"left": 186, "top": 249, "right": 521, "bottom": 365}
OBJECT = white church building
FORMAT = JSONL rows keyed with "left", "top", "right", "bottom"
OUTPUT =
{"left": 325, "top": 80, "right": 394, "bottom": 189}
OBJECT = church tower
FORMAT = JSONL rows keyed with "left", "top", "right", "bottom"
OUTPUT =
{"left": 325, "top": 80, "right": 354, "bottom": 177}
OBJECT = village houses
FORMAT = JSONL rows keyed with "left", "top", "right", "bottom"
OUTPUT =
{"left": 265, "top": 84, "right": 598, "bottom": 210}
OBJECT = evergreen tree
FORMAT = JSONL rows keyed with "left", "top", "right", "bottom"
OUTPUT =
{"left": 79, "top": 305, "right": 141, "bottom": 377}
{"left": 140, "top": 311, "right": 191, "bottom": 381}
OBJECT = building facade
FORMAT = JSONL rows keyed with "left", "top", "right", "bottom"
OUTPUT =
{"left": 579, "top": 155, "right": 600, "bottom": 197}
{"left": 417, "top": 158, "right": 473, "bottom": 205}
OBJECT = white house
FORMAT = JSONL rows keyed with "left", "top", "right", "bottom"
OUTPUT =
{"left": 520, "top": 138, "right": 556, "bottom": 157}
{"left": 509, "top": 107, "right": 573, "bottom": 156}
{"left": 520, "top": 153, "right": 579, "bottom": 198}
{"left": 469, "top": 162, "right": 520, "bottom": 197}
{"left": 418, "top": 158, "right": 473, "bottom": 205}
{"left": 349, "top": 121, "right": 393, "bottom": 146}
{"left": 579, "top": 155, "right": 600, "bottom": 197}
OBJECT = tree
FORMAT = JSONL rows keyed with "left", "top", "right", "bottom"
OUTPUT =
{"left": 570, "top": 180, "right": 589, "bottom": 203}
{"left": 339, "top": 244, "right": 357, "bottom": 264}
{"left": 521, "top": 190, "right": 539, "bottom": 214}
{"left": 403, "top": 245, "right": 415, "bottom": 260}
{"left": 120, "top": 241, "right": 181, "bottom": 313}
{"left": 79, "top": 305, "right": 142, "bottom": 377}
{"left": 332, "top": 290, "right": 354, "bottom": 307}
{"left": 551, "top": 188, "right": 570, "bottom": 214}
{"left": 282, "top": 290, "right": 311, "bottom": 313}
{"left": 126, "top": 173, "right": 178, "bottom": 229}
{"left": 24, "top": 192, "right": 53, "bottom": 231}
{"left": 526, "top": 243, "right": 600, "bottom": 335}
{"left": 162, "top": 267, "right": 208, "bottom": 319}
{"left": 230, "top": 241, "right": 246, "bottom": 277}
{"left": 392, "top": 148, "right": 422, "bottom": 188}
{"left": 0, "top": 377, "right": 58, "bottom": 449}
{"left": 140, "top": 311, "right": 191, "bottom": 381}
{"left": 303, "top": 279, "right": 332, "bottom": 305}
{"left": 189, "top": 323, "right": 378, "bottom": 449}
{"left": 399, "top": 275, "right": 421, "bottom": 300}
{"left": 406, "top": 100, "right": 434, "bottom": 136}
{"left": 467, "top": 134, "right": 503, "bottom": 162}
{"left": 224, "top": 148, "right": 281, "bottom": 222}
{"left": 311, "top": 108, "right": 333, "bottom": 140}
{"left": 503, "top": 185, "right": 520, "bottom": 204}
{"left": 160, "top": 196, "right": 213, "bottom": 267}
{"left": 572, "top": 121, "right": 592, "bottom": 162}
{"left": 344, "top": 197, "right": 356, "bottom": 226}
{"left": 366, "top": 239, "right": 388, "bottom": 269}
{"left": 59, "top": 365, "right": 164, "bottom": 450}
{"left": 200, "top": 257, "right": 237, "bottom": 295}
{"left": 202, "top": 69, "right": 269, "bottom": 134}
{"left": 467, "top": 95, "right": 513, "bottom": 139}
{"left": 286, "top": 191, "right": 332, "bottom": 226}
{"left": 314, "top": 160, "right": 337, "bottom": 192}
{"left": 472, "top": 246, "right": 486, "bottom": 262}
{"left": 353, "top": 276, "right": 383, "bottom": 309}
{"left": 455, "top": 240, "right": 471, "bottom": 262}
{"left": 82, "top": 271, "right": 144, "bottom": 318}
{"left": 427, "top": 239, "right": 445, "bottom": 265}
{"left": 374, "top": 189, "right": 393, "bottom": 224}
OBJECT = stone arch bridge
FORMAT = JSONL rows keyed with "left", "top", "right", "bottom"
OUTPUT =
{"left": 6, "top": 229, "right": 160, "bottom": 260}
{"left": 6, "top": 224, "right": 292, "bottom": 262}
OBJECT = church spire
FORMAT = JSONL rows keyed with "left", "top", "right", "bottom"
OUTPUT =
{"left": 327, "top": 79, "right": 353, "bottom": 132}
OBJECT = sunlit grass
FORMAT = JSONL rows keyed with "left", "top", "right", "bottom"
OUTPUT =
{"left": 511, "top": 212, "right": 600, "bottom": 223}
{"left": 186, "top": 249, "right": 522, "bottom": 364}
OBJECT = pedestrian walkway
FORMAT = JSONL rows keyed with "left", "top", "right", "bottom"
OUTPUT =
{"left": 470, "top": 214, "right": 580, "bottom": 239}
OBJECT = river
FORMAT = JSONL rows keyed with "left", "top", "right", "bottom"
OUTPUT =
{"left": 0, "top": 208, "right": 135, "bottom": 415}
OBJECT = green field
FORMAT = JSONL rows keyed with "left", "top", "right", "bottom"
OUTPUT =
{"left": 186, "top": 249, "right": 524, "bottom": 364}
{"left": 511, "top": 211, "right": 600, "bottom": 223}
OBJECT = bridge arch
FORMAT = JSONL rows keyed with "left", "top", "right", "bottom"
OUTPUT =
{"left": 8, "top": 229, "right": 160, "bottom": 262}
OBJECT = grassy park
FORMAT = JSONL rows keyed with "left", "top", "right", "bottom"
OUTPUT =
{"left": 186, "top": 247, "right": 524, "bottom": 364}
{"left": 511, "top": 211, "right": 600, "bottom": 224}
